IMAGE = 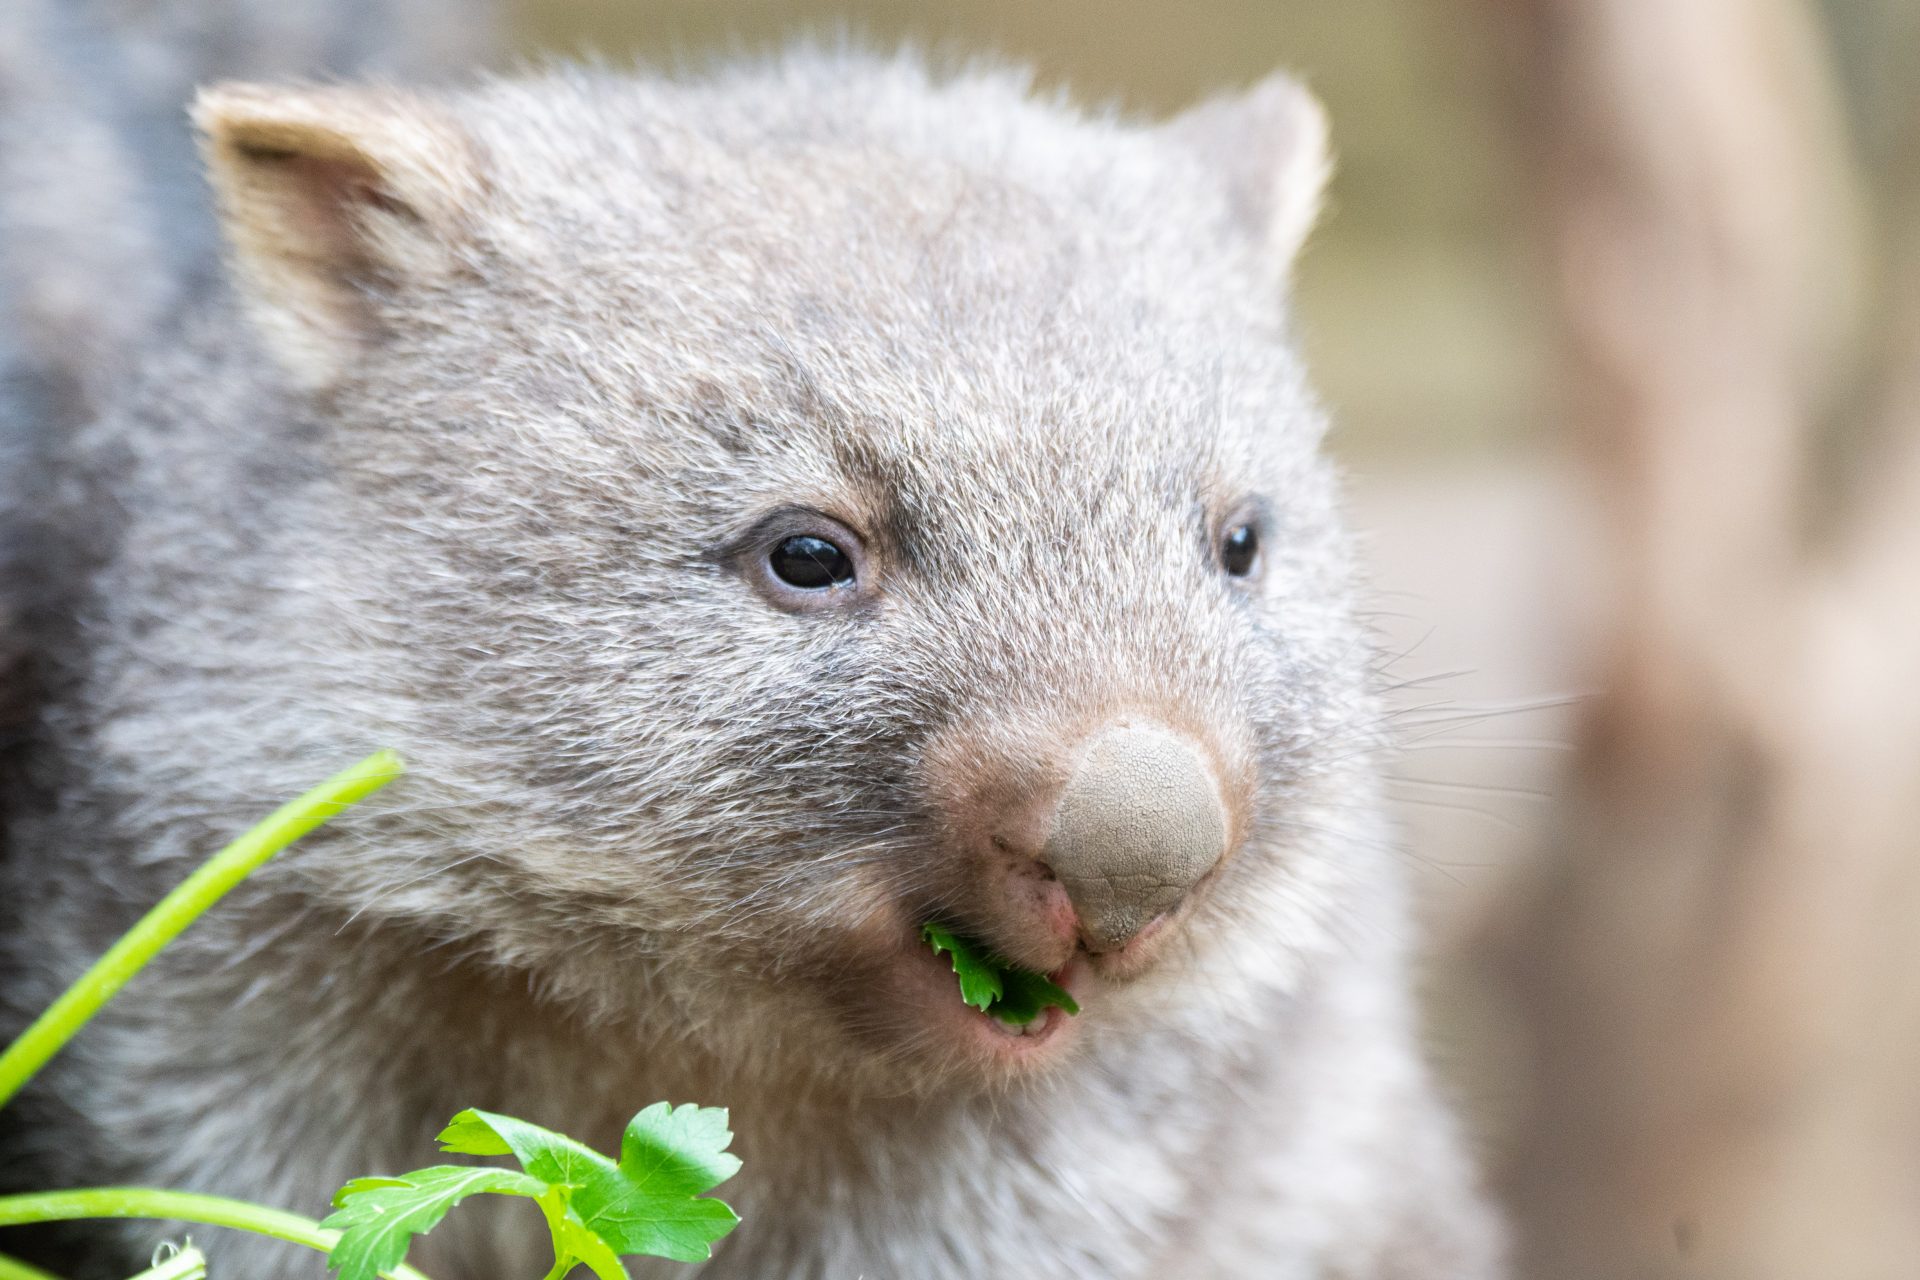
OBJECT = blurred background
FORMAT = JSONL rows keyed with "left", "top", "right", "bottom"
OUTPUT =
{"left": 525, "top": 3, "right": 1918, "bottom": 1276}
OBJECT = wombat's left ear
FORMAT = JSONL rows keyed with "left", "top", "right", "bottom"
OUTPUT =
{"left": 1165, "top": 73, "right": 1331, "bottom": 284}
{"left": 193, "top": 83, "right": 482, "bottom": 391}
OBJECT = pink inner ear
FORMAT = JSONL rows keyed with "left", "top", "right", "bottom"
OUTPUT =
{"left": 195, "top": 87, "right": 473, "bottom": 387}
{"left": 239, "top": 146, "right": 411, "bottom": 282}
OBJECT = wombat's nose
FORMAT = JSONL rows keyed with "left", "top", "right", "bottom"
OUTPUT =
{"left": 1040, "top": 722, "right": 1229, "bottom": 951}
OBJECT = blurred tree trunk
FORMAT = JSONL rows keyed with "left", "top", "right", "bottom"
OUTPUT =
{"left": 1485, "top": 0, "right": 1920, "bottom": 1276}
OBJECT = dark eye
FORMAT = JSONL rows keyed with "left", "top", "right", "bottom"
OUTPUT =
{"left": 769, "top": 535, "right": 855, "bottom": 590}
{"left": 1221, "top": 523, "right": 1260, "bottom": 578}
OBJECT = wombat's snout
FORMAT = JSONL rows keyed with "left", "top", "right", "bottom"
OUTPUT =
{"left": 1038, "top": 723, "right": 1229, "bottom": 951}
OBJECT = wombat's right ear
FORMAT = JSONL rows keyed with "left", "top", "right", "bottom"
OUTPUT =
{"left": 192, "top": 83, "right": 481, "bottom": 391}
{"left": 1165, "top": 74, "right": 1332, "bottom": 288}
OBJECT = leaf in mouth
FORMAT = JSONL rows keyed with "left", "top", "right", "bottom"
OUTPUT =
{"left": 920, "top": 923, "right": 1080, "bottom": 1024}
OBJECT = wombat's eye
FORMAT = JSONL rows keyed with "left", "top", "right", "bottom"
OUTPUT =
{"left": 770, "top": 535, "right": 855, "bottom": 590}
{"left": 739, "top": 509, "right": 871, "bottom": 613}
{"left": 1221, "top": 523, "right": 1261, "bottom": 578}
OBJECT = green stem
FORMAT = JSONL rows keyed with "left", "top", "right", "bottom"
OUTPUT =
{"left": 0, "top": 751, "right": 405, "bottom": 1109}
{"left": 0, "top": 1252, "right": 64, "bottom": 1280}
{"left": 0, "top": 1190, "right": 429, "bottom": 1280}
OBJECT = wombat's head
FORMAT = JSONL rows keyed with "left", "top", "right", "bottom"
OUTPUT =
{"left": 195, "top": 53, "right": 1379, "bottom": 1092}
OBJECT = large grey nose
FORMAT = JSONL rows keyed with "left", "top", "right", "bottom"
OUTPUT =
{"left": 1041, "top": 722, "right": 1229, "bottom": 950}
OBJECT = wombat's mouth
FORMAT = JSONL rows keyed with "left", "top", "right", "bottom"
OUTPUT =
{"left": 893, "top": 924, "right": 1086, "bottom": 1063}
{"left": 921, "top": 922, "right": 1079, "bottom": 1030}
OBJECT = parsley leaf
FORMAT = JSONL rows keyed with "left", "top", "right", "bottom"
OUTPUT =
{"left": 920, "top": 923, "right": 1080, "bottom": 1024}
{"left": 921, "top": 922, "right": 1004, "bottom": 1011}
{"left": 993, "top": 967, "right": 1080, "bottom": 1024}
{"left": 599, "top": 1103, "right": 745, "bottom": 1260}
{"left": 322, "top": 1165, "right": 547, "bottom": 1280}
{"left": 324, "top": 1103, "right": 741, "bottom": 1280}
{"left": 441, "top": 1104, "right": 742, "bottom": 1264}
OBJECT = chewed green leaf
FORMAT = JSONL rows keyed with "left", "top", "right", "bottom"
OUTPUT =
{"left": 920, "top": 923, "right": 1003, "bottom": 1011}
{"left": 920, "top": 922, "right": 1079, "bottom": 1022}
{"left": 993, "top": 968, "right": 1080, "bottom": 1024}
{"left": 322, "top": 1164, "right": 545, "bottom": 1280}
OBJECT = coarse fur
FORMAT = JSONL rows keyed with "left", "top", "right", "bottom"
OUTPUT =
{"left": 0, "top": 17, "right": 1505, "bottom": 1280}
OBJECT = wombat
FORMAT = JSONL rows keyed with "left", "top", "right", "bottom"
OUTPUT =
{"left": 0, "top": 6, "right": 1506, "bottom": 1277}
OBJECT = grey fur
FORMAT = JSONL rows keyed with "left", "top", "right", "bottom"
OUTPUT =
{"left": 0, "top": 23, "right": 1503, "bottom": 1280}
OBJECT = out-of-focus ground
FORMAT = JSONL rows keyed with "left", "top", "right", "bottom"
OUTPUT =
{"left": 513, "top": 4, "right": 1920, "bottom": 1276}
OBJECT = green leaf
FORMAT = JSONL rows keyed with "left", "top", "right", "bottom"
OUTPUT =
{"left": 437, "top": 1105, "right": 742, "bottom": 1264}
{"left": 326, "top": 1105, "right": 741, "bottom": 1279}
{"left": 437, "top": 1108, "right": 606, "bottom": 1187}
{"left": 552, "top": 1206, "right": 630, "bottom": 1280}
{"left": 920, "top": 922, "right": 1080, "bottom": 1023}
{"left": 321, "top": 1165, "right": 545, "bottom": 1280}
{"left": 529, "top": 1185, "right": 630, "bottom": 1280}
{"left": 586, "top": 1103, "right": 743, "bottom": 1262}
{"left": 920, "top": 923, "right": 1003, "bottom": 1011}
{"left": 993, "top": 968, "right": 1080, "bottom": 1024}
{"left": 434, "top": 1110, "right": 514, "bottom": 1158}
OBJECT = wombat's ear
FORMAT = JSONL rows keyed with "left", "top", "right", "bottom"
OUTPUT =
{"left": 1165, "top": 73, "right": 1331, "bottom": 284}
{"left": 192, "top": 83, "right": 481, "bottom": 391}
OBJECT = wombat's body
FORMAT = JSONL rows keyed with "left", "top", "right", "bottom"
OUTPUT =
{"left": 0, "top": 7, "right": 1503, "bottom": 1276}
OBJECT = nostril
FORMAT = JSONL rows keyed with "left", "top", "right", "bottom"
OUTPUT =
{"left": 992, "top": 834, "right": 1057, "bottom": 881}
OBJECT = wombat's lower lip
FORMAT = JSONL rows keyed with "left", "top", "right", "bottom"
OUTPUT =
{"left": 987, "top": 1003, "right": 1065, "bottom": 1039}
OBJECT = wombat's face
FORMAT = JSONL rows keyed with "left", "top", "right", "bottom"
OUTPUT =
{"left": 198, "top": 61, "right": 1376, "bottom": 1091}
